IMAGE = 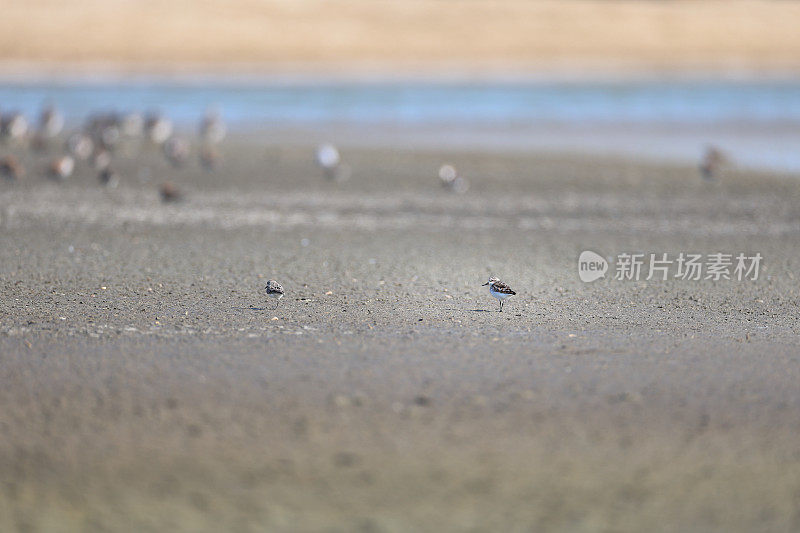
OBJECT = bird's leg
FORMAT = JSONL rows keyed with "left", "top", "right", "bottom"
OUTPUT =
{"left": 275, "top": 299, "right": 280, "bottom": 310}
{"left": 499, "top": 300, "right": 503, "bottom": 312}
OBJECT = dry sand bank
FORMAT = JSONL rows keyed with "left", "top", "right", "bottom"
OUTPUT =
{"left": 1, "top": 141, "right": 800, "bottom": 531}
{"left": 2, "top": 1, "right": 800, "bottom": 76}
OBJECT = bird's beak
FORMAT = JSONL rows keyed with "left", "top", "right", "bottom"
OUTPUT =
{"left": 482, "top": 282, "right": 489, "bottom": 286}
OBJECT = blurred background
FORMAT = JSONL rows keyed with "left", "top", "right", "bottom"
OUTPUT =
{"left": 2, "top": 0, "right": 800, "bottom": 171}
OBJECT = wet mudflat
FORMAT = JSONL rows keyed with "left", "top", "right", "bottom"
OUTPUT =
{"left": 1, "top": 141, "right": 800, "bottom": 531}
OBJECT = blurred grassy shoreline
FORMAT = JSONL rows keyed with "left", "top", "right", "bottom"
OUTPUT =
{"left": 2, "top": 0, "right": 800, "bottom": 78}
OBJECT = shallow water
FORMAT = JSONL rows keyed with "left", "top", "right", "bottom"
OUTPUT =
{"left": 3, "top": 79, "right": 800, "bottom": 170}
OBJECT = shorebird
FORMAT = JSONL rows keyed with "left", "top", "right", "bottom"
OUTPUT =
{"left": 159, "top": 182, "right": 183, "bottom": 203}
{"left": 0, "top": 155, "right": 24, "bottom": 180}
{"left": 1, "top": 112, "right": 28, "bottom": 141}
{"left": 48, "top": 155, "right": 75, "bottom": 181}
{"left": 438, "top": 163, "right": 469, "bottom": 193}
{"left": 84, "top": 113, "right": 120, "bottom": 150}
{"left": 316, "top": 143, "right": 349, "bottom": 181}
{"left": 482, "top": 277, "right": 516, "bottom": 312}
{"left": 66, "top": 133, "right": 94, "bottom": 161}
{"left": 38, "top": 104, "right": 64, "bottom": 139}
{"left": 163, "top": 137, "right": 190, "bottom": 168}
{"left": 199, "top": 108, "right": 226, "bottom": 144}
{"left": 98, "top": 167, "right": 120, "bottom": 188}
{"left": 145, "top": 113, "right": 173, "bottom": 145}
{"left": 699, "top": 145, "right": 729, "bottom": 181}
{"left": 265, "top": 279, "right": 285, "bottom": 309}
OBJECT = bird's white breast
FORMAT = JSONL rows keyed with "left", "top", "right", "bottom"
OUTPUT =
{"left": 489, "top": 288, "right": 513, "bottom": 300}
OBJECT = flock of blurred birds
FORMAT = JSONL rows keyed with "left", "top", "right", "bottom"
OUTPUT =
{"left": 0, "top": 103, "right": 729, "bottom": 202}
{"left": 0, "top": 104, "right": 231, "bottom": 202}
{"left": 316, "top": 143, "right": 466, "bottom": 192}
{"left": 0, "top": 103, "right": 475, "bottom": 200}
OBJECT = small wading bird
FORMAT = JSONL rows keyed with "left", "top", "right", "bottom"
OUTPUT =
{"left": 0, "top": 111, "right": 28, "bottom": 141}
{"left": 159, "top": 182, "right": 183, "bottom": 203}
{"left": 0, "top": 155, "right": 24, "bottom": 180}
{"left": 48, "top": 155, "right": 75, "bottom": 181}
{"left": 163, "top": 136, "right": 190, "bottom": 168}
{"left": 67, "top": 133, "right": 94, "bottom": 161}
{"left": 438, "top": 163, "right": 469, "bottom": 193}
{"left": 483, "top": 277, "right": 516, "bottom": 312}
{"left": 98, "top": 167, "right": 120, "bottom": 188}
{"left": 316, "top": 143, "right": 350, "bottom": 181}
{"left": 32, "top": 104, "right": 65, "bottom": 149}
{"left": 699, "top": 145, "right": 729, "bottom": 181}
{"left": 145, "top": 113, "right": 173, "bottom": 145}
{"left": 199, "top": 108, "right": 226, "bottom": 145}
{"left": 265, "top": 279, "right": 285, "bottom": 309}
{"left": 39, "top": 104, "right": 64, "bottom": 138}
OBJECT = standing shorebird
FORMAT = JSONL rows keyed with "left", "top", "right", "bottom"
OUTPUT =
{"left": 199, "top": 108, "right": 226, "bottom": 145}
{"left": 699, "top": 145, "right": 729, "bottom": 181}
{"left": 316, "top": 143, "right": 340, "bottom": 178}
{"left": 159, "top": 182, "right": 183, "bottom": 203}
{"left": 0, "top": 155, "right": 24, "bottom": 180}
{"left": 39, "top": 104, "right": 64, "bottom": 136}
{"left": 265, "top": 279, "right": 285, "bottom": 309}
{"left": 482, "top": 277, "right": 516, "bottom": 312}
{"left": 316, "top": 143, "right": 350, "bottom": 181}
{"left": 163, "top": 136, "right": 190, "bottom": 168}
{"left": 48, "top": 155, "right": 75, "bottom": 181}
{"left": 37, "top": 104, "right": 64, "bottom": 145}
{"left": 145, "top": 113, "right": 173, "bottom": 145}
{"left": 98, "top": 167, "right": 120, "bottom": 188}
{"left": 67, "top": 133, "right": 94, "bottom": 161}
{"left": 0, "top": 112, "right": 28, "bottom": 142}
{"left": 438, "top": 164, "right": 469, "bottom": 193}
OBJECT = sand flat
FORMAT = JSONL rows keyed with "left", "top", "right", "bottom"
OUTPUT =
{"left": 1, "top": 141, "right": 800, "bottom": 530}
